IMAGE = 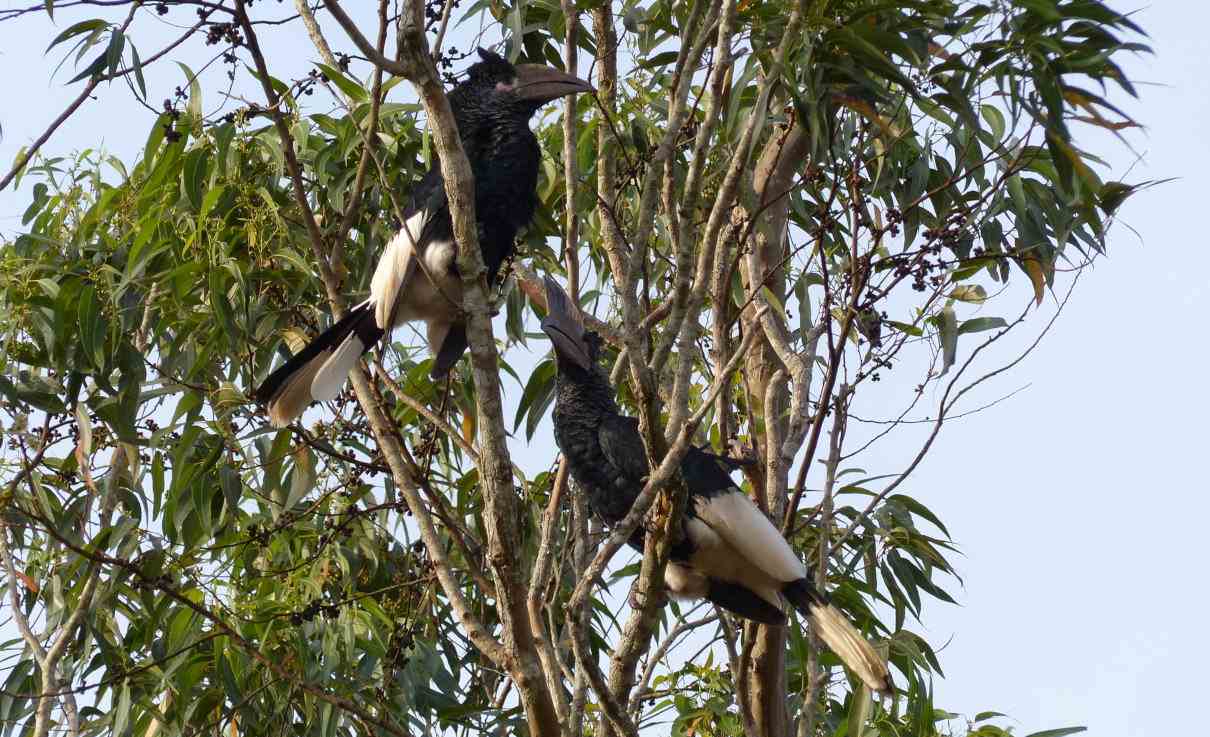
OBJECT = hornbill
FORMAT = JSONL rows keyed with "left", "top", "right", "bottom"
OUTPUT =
{"left": 253, "top": 49, "right": 592, "bottom": 427}
{"left": 540, "top": 277, "right": 891, "bottom": 694}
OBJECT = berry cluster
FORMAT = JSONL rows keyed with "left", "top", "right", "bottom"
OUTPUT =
{"left": 204, "top": 22, "right": 243, "bottom": 48}
{"left": 424, "top": 0, "right": 462, "bottom": 29}
{"left": 436, "top": 45, "right": 473, "bottom": 86}
{"left": 290, "top": 599, "right": 342, "bottom": 626}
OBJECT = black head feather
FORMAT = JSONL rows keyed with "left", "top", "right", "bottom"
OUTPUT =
{"left": 466, "top": 48, "right": 517, "bottom": 87}
{"left": 452, "top": 47, "right": 592, "bottom": 123}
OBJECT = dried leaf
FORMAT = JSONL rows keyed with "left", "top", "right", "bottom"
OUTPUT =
{"left": 74, "top": 402, "right": 97, "bottom": 493}
{"left": 15, "top": 570, "right": 39, "bottom": 594}
{"left": 948, "top": 285, "right": 988, "bottom": 304}
{"left": 1021, "top": 257, "right": 1046, "bottom": 306}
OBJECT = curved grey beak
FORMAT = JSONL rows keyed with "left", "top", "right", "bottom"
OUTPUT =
{"left": 540, "top": 276, "right": 593, "bottom": 371}
{"left": 513, "top": 64, "right": 594, "bottom": 104}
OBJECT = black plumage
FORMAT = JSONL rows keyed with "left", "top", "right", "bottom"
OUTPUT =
{"left": 540, "top": 277, "right": 891, "bottom": 694}
{"left": 254, "top": 49, "right": 591, "bottom": 427}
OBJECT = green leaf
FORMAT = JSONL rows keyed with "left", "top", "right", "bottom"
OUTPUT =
{"left": 937, "top": 305, "right": 957, "bottom": 376}
{"left": 957, "top": 317, "right": 1007, "bottom": 335}
{"left": 887, "top": 320, "right": 922, "bottom": 337}
{"left": 220, "top": 467, "right": 242, "bottom": 511}
{"left": 77, "top": 285, "right": 106, "bottom": 369}
{"left": 1017, "top": 0, "right": 1062, "bottom": 23}
{"left": 66, "top": 50, "right": 108, "bottom": 84}
{"left": 176, "top": 62, "right": 202, "bottom": 129}
{"left": 1024, "top": 729, "right": 1086, "bottom": 737}
{"left": 199, "top": 183, "right": 227, "bottom": 220}
{"left": 888, "top": 494, "right": 951, "bottom": 538}
{"left": 218, "top": 648, "right": 242, "bottom": 703}
{"left": 639, "top": 50, "right": 680, "bottom": 69}
{"left": 129, "top": 43, "right": 147, "bottom": 100}
{"left": 513, "top": 360, "right": 556, "bottom": 441}
{"left": 285, "top": 446, "right": 316, "bottom": 509}
{"left": 209, "top": 268, "right": 237, "bottom": 348}
{"left": 760, "top": 286, "right": 789, "bottom": 322}
{"left": 315, "top": 63, "right": 367, "bottom": 103}
{"left": 981, "top": 104, "right": 1006, "bottom": 142}
{"left": 181, "top": 149, "right": 209, "bottom": 210}
{"left": 46, "top": 18, "right": 107, "bottom": 53}
{"left": 1097, "top": 180, "right": 1143, "bottom": 215}
{"left": 111, "top": 684, "right": 131, "bottom": 737}
{"left": 848, "top": 676, "right": 872, "bottom": 737}
{"left": 105, "top": 28, "right": 125, "bottom": 78}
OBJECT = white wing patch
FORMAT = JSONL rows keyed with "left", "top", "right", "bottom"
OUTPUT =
{"left": 311, "top": 333, "right": 365, "bottom": 402}
{"left": 684, "top": 516, "right": 783, "bottom": 608}
{"left": 369, "top": 210, "right": 426, "bottom": 330}
{"left": 692, "top": 491, "right": 807, "bottom": 583}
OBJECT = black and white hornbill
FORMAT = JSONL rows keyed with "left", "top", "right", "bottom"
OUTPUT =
{"left": 540, "top": 277, "right": 891, "bottom": 694}
{"left": 253, "top": 49, "right": 592, "bottom": 427}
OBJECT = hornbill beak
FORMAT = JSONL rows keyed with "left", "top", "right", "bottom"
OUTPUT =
{"left": 513, "top": 64, "right": 594, "bottom": 104}
{"left": 540, "top": 276, "right": 593, "bottom": 371}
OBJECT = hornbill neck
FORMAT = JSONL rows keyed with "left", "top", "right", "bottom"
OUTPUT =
{"left": 449, "top": 86, "right": 542, "bottom": 141}
{"left": 553, "top": 359, "right": 618, "bottom": 420}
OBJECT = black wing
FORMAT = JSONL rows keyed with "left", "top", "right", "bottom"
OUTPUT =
{"left": 597, "top": 414, "right": 651, "bottom": 483}
{"left": 404, "top": 165, "right": 454, "bottom": 250}
{"left": 681, "top": 445, "right": 745, "bottom": 499}
{"left": 598, "top": 416, "right": 741, "bottom": 498}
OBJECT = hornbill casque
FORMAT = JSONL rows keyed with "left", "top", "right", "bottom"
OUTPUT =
{"left": 254, "top": 49, "right": 592, "bottom": 427}
{"left": 540, "top": 277, "right": 891, "bottom": 694}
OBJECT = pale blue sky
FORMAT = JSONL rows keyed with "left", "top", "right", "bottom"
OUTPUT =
{"left": 1, "top": 3, "right": 1205, "bottom": 736}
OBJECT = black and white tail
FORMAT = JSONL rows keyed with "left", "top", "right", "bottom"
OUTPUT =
{"left": 783, "top": 578, "right": 891, "bottom": 694}
{"left": 253, "top": 300, "right": 383, "bottom": 427}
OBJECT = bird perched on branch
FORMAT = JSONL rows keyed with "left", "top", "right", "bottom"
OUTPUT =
{"left": 254, "top": 49, "right": 592, "bottom": 427}
{"left": 540, "top": 277, "right": 891, "bottom": 694}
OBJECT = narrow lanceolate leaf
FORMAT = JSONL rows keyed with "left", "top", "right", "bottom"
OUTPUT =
{"left": 315, "top": 63, "right": 367, "bottom": 104}
{"left": 129, "top": 43, "right": 147, "bottom": 100}
{"left": 285, "top": 446, "right": 316, "bottom": 509}
{"left": 1020, "top": 256, "right": 1046, "bottom": 306}
{"left": 957, "top": 317, "right": 1008, "bottom": 335}
{"left": 938, "top": 305, "right": 957, "bottom": 376}
{"left": 66, "top": 50, "right": 108, "bottom": 84}
{"left": 105, "top": 28, "right": 125, "bottom": 79}
{"left": 77, "top": 284, "right": 106, "bottom": 369}
{"left": 848, "top": 679, "right": 872, "bottom": 737}
{"left": 75, "top": 401, "right": 92, "bottom": 458}
{"left": 1023, "top": 728, "right": 1087, "bottom": 737}
{"left": 46, "top": 18, "right": 107, "bottom": 52}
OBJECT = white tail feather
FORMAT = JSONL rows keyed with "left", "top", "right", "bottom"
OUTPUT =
{"left": 267, "top": 355, "right": 327, "bottom": 428}
{"left": 311, "top": 335, "right": 365, "bottom": 402}
{"left": 808, "top": 602, "right": 891, "bottom": 694}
